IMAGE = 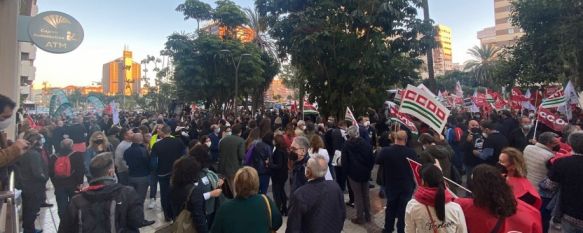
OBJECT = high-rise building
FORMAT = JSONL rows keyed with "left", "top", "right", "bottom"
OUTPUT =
{"left": 19, "top": 0, "right": 38, "bottom": 105}
{"left": 102, "top": 48, "right": 141, "bottom": 96}
{"left": 477, "top": 0, "right": 524, "bottom": 48}
{"left": 433, "top": 24, "right": 453, "bottom": 76}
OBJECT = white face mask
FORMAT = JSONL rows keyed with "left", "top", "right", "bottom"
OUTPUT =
{"left": 0, "top": 116, "right": 12, "bottom": 130}
{"left": 300, "top": 126, "right": 306, "bottom": 130}
{"left": 364, "top": 121, "right": 370, "bottom": 127}
{"left": 225, "top": 132, "right": 232, "bottom": 136}
{"left": 214, "top": 128, "right": 220, "bottom": 134}
{"left": 205, "top": 142, "right": 212, "bottom": 147}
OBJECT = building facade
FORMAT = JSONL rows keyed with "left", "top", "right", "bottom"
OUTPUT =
{"left": 433, "top": 24, "right": 453, "bottom": 76}
{"left": 477, "top": 0, "right": 524, "bottom": 48}
{"left": 19, "top": 0, "right": 38, "bottom": 105}
{"left": 102, "top": 48, "right": 141, "bottom": 96}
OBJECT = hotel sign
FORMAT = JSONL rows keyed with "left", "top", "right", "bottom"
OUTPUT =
{"left": 28, "top": 11, "right": 84, "bottom": 54}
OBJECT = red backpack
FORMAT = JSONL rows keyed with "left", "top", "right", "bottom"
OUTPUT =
{"left": 54, "top": 152, "right": 74, "bottom": 178}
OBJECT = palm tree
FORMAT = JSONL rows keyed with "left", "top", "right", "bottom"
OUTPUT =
{"left": 464, "top": 44, "right": 501, "bottom": 85}
{"left": 243, "top": 8, "right": 277, "bottom": 59}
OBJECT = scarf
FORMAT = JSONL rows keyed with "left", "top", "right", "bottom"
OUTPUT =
{"left": 414, "top": 186, "right": 454, "bottom": 206}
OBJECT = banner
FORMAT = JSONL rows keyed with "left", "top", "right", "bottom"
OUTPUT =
{"left": 541, "top": 90, "right": 566, "bottom": 108}
{"left": 112, "top": 101, "right": 120, "bottom": 125}
{"left": 537, "top": 107, "right": 568, "bottom": 132}
{"left": 345, "top": 107, "right": 358, "bottom": 127}
{"left": 400, "top": 84, "right": 450, "bottom": 133}
{"left": 87, "top": 95, "right": 105, "bottom": 116}
{"left": 389, "top": 106, "right": 419, "bottom": 135}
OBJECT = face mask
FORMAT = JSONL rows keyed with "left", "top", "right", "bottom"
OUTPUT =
{"left": 95, "top": 139, "right": 104, "bottom": 144}
{"left": 470, "top": 128, "right": 481, "bottom": 134}
{"left": 0, "top": 117, "right": 12, "bottom": 130}
{"left": 205, "top": 142, "right": 212, "bottom": 147}
{"left": 40, "top": 136, "right": 46, "bottom": 146}
{"left": 522, "top": 124, "right": 532, "bottom": 131}
{"left": 225, "top": 132, "right": 232, "bottom": 136}
{"left": 300, "top": 126, "right": 306, "bottom": 130}
{"left": 289, "top": 151, "right": 299, "bottom": 161}
{"left": 552, "top": 145, "right": 561, "bottom": 152}
{"left": 496, "top": 163, "right": 508, "bottom": 176}
{"left": 214, "top": 128, "right": 220, "bottom": 134}
{"left": 364, "top": 121, "right": 370, "bottom": 127}
{"left": 482, "top": 133, "right": 488, "bottom": 138}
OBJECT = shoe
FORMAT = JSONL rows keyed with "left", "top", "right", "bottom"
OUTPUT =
{"left": 40, "top": 202, "right": 53, "bottom": 208}
{"left": 345, "top": 202, "right": 354, "bottom": 208}
{"left": 142, "top": 220, "right": 155, "bottom": 227}
{"left": 148, "top": 198, "right": 156, "bottom": 209}
{"left": 351, "top": 218, "right": 365, "bottom": 225}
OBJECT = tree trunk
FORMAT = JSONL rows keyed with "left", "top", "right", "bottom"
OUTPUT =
{"left": 422, "top": 0, "right": 436, "bottom": 92}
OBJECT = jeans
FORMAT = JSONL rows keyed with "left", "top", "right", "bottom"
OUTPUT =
{"left": 271, "top": 176, "right": 288, "bottom": 214}
{"left": 129, "top": 176, "right": 150, "bottom": 204}
{"left": 149, "top": 171, "right": 158, "bottom": 199}
{"left": 259, "top": 175, "right": 270, "bottom": 194}
{"left": 563, "top": 220, "right": 583, "bottom": 233}
{"left": 384, "top": 186, "right": 414, "bottom": 233}
{"left": 158, "top": 175, "right": 173, "bottom": 220}
{"left": 54, "top": 185, "right": 76, "bottom": 220}
{"left": 349, "top": 178, "right": 371, "bottom": 221}
{"left": 22, "top": 189, "right": 43, "bottom": 233}
{"left": 541, "top": 197, "right": 553, "bottom": 233}
{"left": 117, "top": 171, "right": 129, "bottom": 185}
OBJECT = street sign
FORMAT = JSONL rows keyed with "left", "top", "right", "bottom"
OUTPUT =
{"left": 27, "top": 11, "right": 84, "bottom": 53}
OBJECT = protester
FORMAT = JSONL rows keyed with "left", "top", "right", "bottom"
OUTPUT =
{"left": 49, "top": 139, "right": 84, "bottom": 219}
{"left": 474, "top": 120, "right": 508, "bottom": 166}
{"left": 84, "top": 131, "right": 114, "bottom": 180}
{"left": 342, "top": 125, "right": 375, "bottom": 224}
{"left": 209, "top": 124, "right": 221, "bottom": 163}
{"left": 271, "top": 134, "right": 289, "bottom": 216}
{"left": 114, "top": 127, "right": 134, "bottom": 185}
{"left": 169, "top": 156, "right": 209, "bottom": 233}
{"left": 498, "top": 147, "right": 542, "bottom": 209}
{"left": 307, "top": 134, "right": 333, "bottom": 180}
{"left": 250, "top": 131, "right": 273, "bottom": 194}
{"left": 286, "top": 154, "right": 346, "bottom": 233}
{"left": 66, "top": 116, "right": 88, "bottom": 153}
{"left": 290, "top": 136, "right": 310, "bottom": 193}
{"left": 151, "top": 124, "right": 186, "bottom": 221}
{"left": 106, "top": 126, "right": 121, "bottom": 150}
{"left": 462, "top": 120, "right": 483, "bottom": 178}
{"left": 218, "top": 124, "right": 245, "bottom": 194}
{"left": 376, "top": 130, "right": 418, "bottom": 233}
{"left": 418, "top": 133, "right": 453, "bottom": 179}
{"left": 0, "top": 94, "right": 29, "bottom": 178}
{"left": 58, "top": 152, "right": 153, "bottom": 233}
{"left": 124, "top": 133, "right": 151, "bottom": 205}
{"left": 549, "top": 131, "right": 583, "bottom": 232}
{"left": 15, "top": 132, "right": 48, "bottom": 233}
{"left": 405, "top": 164, "right": 467, "bottom": 233}
{"left": 211, "top": 166, "right": 282, "bottom": 233}
{"left": 455, "top": 164, "right": 542, "bottom": 233}
{"left": 190, "top": 144, "right": 223, "bottom": 227}
{"left": 508, "top": 116, "right": 535, "bottom": 151}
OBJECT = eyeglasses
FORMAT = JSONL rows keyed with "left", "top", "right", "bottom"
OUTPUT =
{"left": 290, "top": 147, "right": 304, "bottom": 152}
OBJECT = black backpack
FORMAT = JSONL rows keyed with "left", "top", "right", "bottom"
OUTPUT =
{"left": 73, "top": 185, "right": 131, "bottom": 233}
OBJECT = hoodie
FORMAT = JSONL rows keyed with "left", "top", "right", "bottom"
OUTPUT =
{"left": 341, "top": 137, "right": 374, "bottom": 182}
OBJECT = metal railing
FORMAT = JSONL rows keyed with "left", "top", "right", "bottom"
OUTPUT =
{"left": 0, "top": 172, "right": 19, "bottom": 233}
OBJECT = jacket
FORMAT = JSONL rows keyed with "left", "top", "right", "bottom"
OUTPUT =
{"left": 341, "top": 138, "right": 374, "bottom": 182}
{"left": 49, "top": 151, "right": 85, "bottom": 188}
{"left": 290, "top": 155, "right": 309, "bottom": 193}
{"left": 420, "top": 145, "right": 453, "bottom": 179}
{"left": 218, "top": 135, "right": 245, "bottom": 178}
{"left": 251, "top": 141, "right": 272, "bottom": 175}
{"left": 523, "top": 143, "right": 554, "bottom": 188}
{"left": 405, "top": 199, "right": 467, "bottom": 233}
{"left": 270, "top": 146, "right": 288, "bottom": 181}
{"left": 57, "top": 179, "right": 145, "bottom": 233}
{"left": 376, "top": 144, "right": 418, "bottom": 190}
{"left": 123, "top": 143, "right": 150, "bottom": 177}
{"left": 170, "top": 183, "right": 208, "bottom": 233}
{"left": 209, "top": 133, "right": 220, "bottom": 161}
{"left": 455, "top": 198, "right": 542, "bottom": 233}
{"left": 211, "top": 194, "right": 282, "bottom": 233}
{"left": 14, "top": 148, "right": 48, "bottom": 192}
{"left": 286, "top": 178, "right": 346, "bottom": 233}
{"left": 151, "top": 137, "right": 186, "bottom": 176}
{"left": 0, "top": 133, "right": 21, "bottom": 190}
{"left": 508, "top": 128, "right": 534, "bottom": 152}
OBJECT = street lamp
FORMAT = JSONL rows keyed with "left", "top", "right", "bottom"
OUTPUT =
{"left": 219, "top": 50, "right": 251, "bottom": 116}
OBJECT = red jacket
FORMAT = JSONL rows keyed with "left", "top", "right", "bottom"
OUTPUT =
{"left": 455, "top": 198, "right": 542, "bottom": 233}
{"left": 507, "top": 176, "right": 542, "bottom": 209}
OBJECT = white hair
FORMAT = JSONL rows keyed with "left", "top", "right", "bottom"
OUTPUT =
{"left": 307, "top": 154, "right": 328, "bottom": 178}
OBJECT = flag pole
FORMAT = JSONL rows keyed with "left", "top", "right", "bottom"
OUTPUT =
{"left": 533, "top": 106, "right": 540, "bottom": 141}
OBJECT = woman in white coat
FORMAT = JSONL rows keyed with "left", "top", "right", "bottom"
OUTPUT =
{"left": 307, "top": 135, "right": 333, "bottom": 180}
{"left": 405, "top": 164, "right": 467, "bottom": 233}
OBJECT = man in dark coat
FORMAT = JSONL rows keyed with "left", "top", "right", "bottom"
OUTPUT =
{"left": 286, "top": 154, "right": 346, "bottom": 233}
{"left": 509, "top": 116, "right": 535, "bottom": 151}
{"left": 474, "top": 120, "right": 509, "bottom": 166}
{"left": 290, "top": 136, "right": 310, "bottom": 193}
{"left": 218, "top": 124, "right": 245, "bottom": 193}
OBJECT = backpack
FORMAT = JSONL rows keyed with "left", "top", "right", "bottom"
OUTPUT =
{"left": 76, "top": 188, "right": 123, "bottom": 233}
{"left": 54, "top": 152, "right": 74, "bottom": 178}
{"left": 172, "top": 185, "right": 198, "bottom": 233}
{"left": 199, "top": 169, "right": 220, "bottom": 215}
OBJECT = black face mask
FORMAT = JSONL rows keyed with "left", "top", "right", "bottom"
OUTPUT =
{"left": 552, "top": 145, "right": 561, "bottom": 152}
{"left": 495, "top": 163, "right": 508, "bottom": 176}
{"left": 94, "top": 139, "right": 104, "bottom": 145}
{"left": 289, "top": 151, "right": 299, "bottom": 161}
{"left": 470, "top": 128, "right": 481, "bottom": 134}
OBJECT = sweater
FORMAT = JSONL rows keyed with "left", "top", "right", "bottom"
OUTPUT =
{"left": 405, "top": 199, "right": 467, "bottom": 233}
{"left": 523, "top": 143, "right": 554, "bottom": 188}
{"left": 211, "top": 195, "right": 282, "bottom": 233}
{"left": 123, "top": 143, "right": 150, "bottom": 177}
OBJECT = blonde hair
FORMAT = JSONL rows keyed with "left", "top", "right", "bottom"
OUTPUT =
{"left": 501, "top": 147, "right": 527, "bottom": 178}
{"left": 234, "top": 166, "right": 259, "bottom": 198}
{"left": 88, "top": 131, "right": 109, "bottom": 149}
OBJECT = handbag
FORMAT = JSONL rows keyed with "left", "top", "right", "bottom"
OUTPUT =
{"left": 261, "top": 194, "right": 276, "bottom": 233}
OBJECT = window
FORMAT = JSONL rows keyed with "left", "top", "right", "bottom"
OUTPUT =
{"left": 508, "top": 28, "right": 515, "bottom": 34}
{"left": 21, "top": 52, "right": 29, "bottom": 60}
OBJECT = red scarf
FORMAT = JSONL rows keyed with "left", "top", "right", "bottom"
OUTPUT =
{"left": 414, "top": 186, "right": 454, "bottom": 206}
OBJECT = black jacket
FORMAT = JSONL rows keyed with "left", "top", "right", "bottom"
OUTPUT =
{"left": 58, "top": 179, "right": 145, "bottom": 233}
{"left": 123, "top": 143, "right": 150, "bottom": 177}
{"left": 65, "top": 124, "right": 87, "bottom": 144}
{"left": 291, "top": 155, "right": 309, "bottom": 193}
{"left": 509, "top": 128, "right": 534, "bottom": 151}
{"left": 419, "top": 144, "right": 453, "bottom": 179}
{"left": 270, "top": 146, "right": 288, "bottom": 181}
{"left": 49, "top": 151, "right": 84, "bottom": 188}
{"left": 286, "top": 178, "right": 346, "bottom": 233}
{"left": 376, "top": 144, "right": 418, "bottom": 190}
{"left": 251, "top": 141, "right": 272, "bottom": 175}
{"left": 170, "top": 183, "right": 208, "bottom": 233}
{"left": 482, "top": 131, "right": 509, "bottom": 166}
{"left": 341, "top": 138, "right": 374, "bottom": 182}
{"left": 14, "top": 149, "right": 48, "bottom": 192}
{"left": 152, "top": 137, "right": 186, "bottom": 175}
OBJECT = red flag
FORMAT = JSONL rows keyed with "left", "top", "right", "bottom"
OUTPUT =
{"left": 537, "top": 107, "right": 568, "bottom": 132}
{"left": 545, "top": 86, "right": 560, "bottom": 97}
{"left": 407, "top": 158, "right": 422, "bottom": 186}
{"left": 511, "top": 88, "right": 529, "bottom": 102}
{"left": 531, "top": 90, "right": 543, "bottom": 107}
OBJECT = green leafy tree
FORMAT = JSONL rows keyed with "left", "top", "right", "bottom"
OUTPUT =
{"left": 464, "top": 44, "right": 501, "bottom": 86}
{"left": 214, "top": 0, "right": 248, "bottom": 38}
{"left": 509, "top": 0, "right": 583, "bottom": 87}
{"left": 257, "top": 0, "right": 434, "bottom": 118}
{"left": 176, "top": 0, "right": 213, "bottom": 31}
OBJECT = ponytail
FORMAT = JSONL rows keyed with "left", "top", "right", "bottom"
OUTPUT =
{"left": 435, "top": 181, "right": 446, "bottom": 221}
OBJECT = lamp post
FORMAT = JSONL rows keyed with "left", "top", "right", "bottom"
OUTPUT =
{"left": 219, "top": 50, "right": 251, "bottom": 117}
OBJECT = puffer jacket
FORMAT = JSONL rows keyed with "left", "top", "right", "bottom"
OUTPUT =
{"left": 57, "top": 178, "right": 145, "bottom": 233}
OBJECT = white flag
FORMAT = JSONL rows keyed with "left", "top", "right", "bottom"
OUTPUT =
{"left": 564, "top": 80, "right": 580, "bottom": 106}
{"left": 522, "top": 89, "right": 536, "bottom": 111}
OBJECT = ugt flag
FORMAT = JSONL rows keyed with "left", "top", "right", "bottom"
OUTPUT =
{"left": 400, "top": 84, "right": 450, "bottom": 133}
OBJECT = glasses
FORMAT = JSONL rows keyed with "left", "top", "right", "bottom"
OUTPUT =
{"left": 290, "top": 147, "right": 304, "bottom": 152}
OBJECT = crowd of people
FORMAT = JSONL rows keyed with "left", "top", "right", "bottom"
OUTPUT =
{"left": 1, "top": 92, "right": 583, "bottom": 233}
